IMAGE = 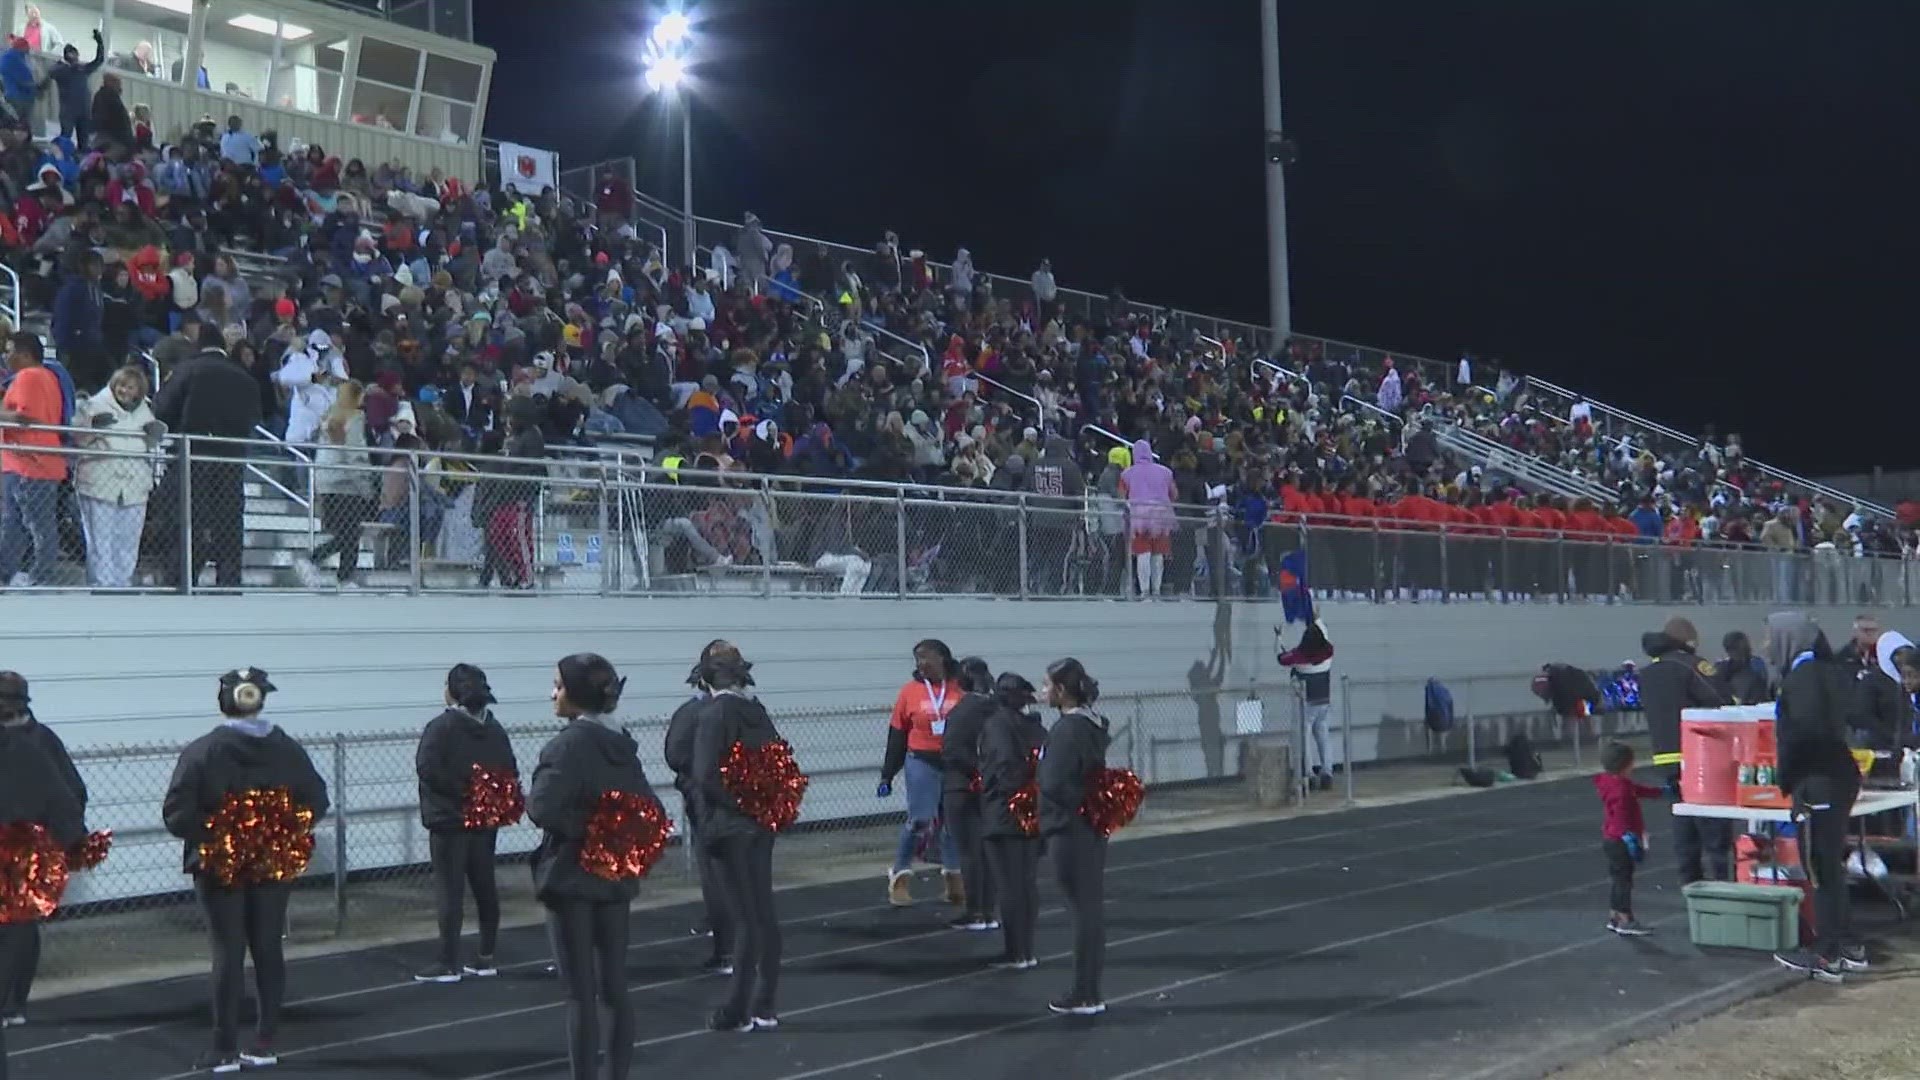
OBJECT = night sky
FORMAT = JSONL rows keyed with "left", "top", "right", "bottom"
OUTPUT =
{"left": 474, "top": 1, "right": 1920, "bottom": 475}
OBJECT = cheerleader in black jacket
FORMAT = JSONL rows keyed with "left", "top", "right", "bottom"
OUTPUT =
{"left": 690, "top": 652, "right": 785, "bottom": 1032}
{"left": 528, "top": 653, "right": 656, "bottom": 1080}
{"left": 0, "top": 672, "right": 84, "bottom": 1079}
{"left": 664, "top": 640, "right": 740, "bottom": 976}
{"left": 414, "top": 664, "right": 518, "bottom": 983}
{"left": 1039, "top": 658, "right": 1113, "bottom": 1016}
{"left": 162, "top": 668, "right": 330, "bottom": 1074}
{"left": 0, "top": 672, "right": 85, "bottom": 1029}
{"left": 939, "top": 657, "right": 1001, "bottom": 932}
{"left": 977, "top": 672, "right": 1044, "bottom": 970}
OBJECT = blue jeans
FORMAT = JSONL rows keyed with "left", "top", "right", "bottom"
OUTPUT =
{"left": 0, "top": 475, "right": 61, "bottom": 585}
{"left": 892, "top": 755, "right": 960, "bottom": 874}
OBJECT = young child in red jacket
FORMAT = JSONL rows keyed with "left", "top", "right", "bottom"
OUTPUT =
{"left": 1596, "top": 741, "right": 1663, "bottom": 935}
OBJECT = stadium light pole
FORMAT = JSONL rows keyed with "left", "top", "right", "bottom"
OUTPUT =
{"left": 1260, "top": 0, "right": 1294, "bottom": 340}
{"left": 645, "top": 10, "right": 697, "bottom": 271}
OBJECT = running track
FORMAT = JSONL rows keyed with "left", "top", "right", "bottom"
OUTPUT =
{"left": 4, "top": 777, "right": 1799, "bottom": 1080}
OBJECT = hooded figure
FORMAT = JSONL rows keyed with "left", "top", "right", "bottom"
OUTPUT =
{"left": 1766, "top": 611, "right": 1866, "bottom": 981}
{"left": 1120, "top": 437, "right": 1177, "bottom": 597}
{"left": 1716, "top": 631, "right": 1770, "bottom": 705}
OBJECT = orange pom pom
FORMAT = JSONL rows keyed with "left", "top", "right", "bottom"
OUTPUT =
{"left": 462, "top": 764, "right": 526, "bottom": 830}
{"left": 68, "top": 828, "right": 113, "bottom": 871}
{"left": 720, "top": 739, "right": 809, "bottom": 833}
{"left": 578, "top": 791, "right": 672, "bottom": 881}
{"left": 0, "top": 823, "right": 70, "bottom": 924}
{"left": 198, "top": 788, "right": 316, "bottom": 888}
{"left": 1081, "top": 767, "right": 1144, "bottom": 838}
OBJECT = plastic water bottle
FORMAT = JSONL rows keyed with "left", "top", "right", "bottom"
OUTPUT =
{"left": 1901, "top": 748, "right": 1919, "bottom": 790}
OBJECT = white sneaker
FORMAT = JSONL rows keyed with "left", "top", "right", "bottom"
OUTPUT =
{"left": 6, "top": 572, "right": 30, "bottom": 589}
{"left": 292, "top": 558, "right": 322, "bottom": 588}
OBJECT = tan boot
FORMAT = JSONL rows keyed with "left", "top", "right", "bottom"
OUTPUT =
{"left": 944, "top": 870, "right": 966, "bottom": 907}
{"left": 888, "top": 870, "right": 914, "bottom": 907}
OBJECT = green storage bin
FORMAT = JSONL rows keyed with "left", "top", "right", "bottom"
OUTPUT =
{"left": 1682, "top": 881, "right": 1802, "bottom": 951}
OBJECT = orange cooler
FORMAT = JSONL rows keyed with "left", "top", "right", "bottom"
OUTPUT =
{"left": 1679, "top": 705, "right": 1774, "bottom": 806}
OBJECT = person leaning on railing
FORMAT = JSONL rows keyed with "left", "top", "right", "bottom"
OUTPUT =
{"left": 0, "top": 332, "right": 68, "bottom": 589}
{"left": 71, "top": 364, "right": 163, "bottom": 589}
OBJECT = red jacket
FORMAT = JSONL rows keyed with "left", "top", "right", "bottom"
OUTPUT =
{"left": 1594, "top": 772, "right": 1662, "bottom": 840}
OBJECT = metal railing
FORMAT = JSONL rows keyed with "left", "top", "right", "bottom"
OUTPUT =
{"left": 1, "top": 424, "right": 1908, "bottom": 605}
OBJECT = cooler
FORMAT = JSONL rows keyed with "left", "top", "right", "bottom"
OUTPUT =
{"left": 1680, "top": 705, "right": 1772, "bottom": 806}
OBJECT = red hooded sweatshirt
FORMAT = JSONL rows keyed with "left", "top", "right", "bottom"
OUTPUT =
{"left": 1594, "top": 772, "right": 1662, "bottom": 840}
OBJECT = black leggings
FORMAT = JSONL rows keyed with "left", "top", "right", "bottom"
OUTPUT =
{"left": 197, "top": 880, "right": 292, "bottom": 1053}
{"left": 710, "top": 831, "right": 779, "bottom": 1018}
{"left": 1603, "top": 839, "right": 1635, "bottom": 916}
{"left": 1797, "top": 774, "right": 1859, "bottom": 960}
{"left": 545, "top": 898, "right": 633, "bottom": 1080}
{"left": 1050, "top": 823, "right": 1108, "bottom": 1001}
{"left": 430, "top": 829, "right": 501, "bottom": 969}
{"left": 0, "top": 920, "right": 38, "bottom": 1017}
{"left": 309, "top": 493, "right": 370, "bottom": 581}
{"left": 942, "top": 789, "right": 995, "bottom": 915}
{"left": 685, "top": 806, "right": 735, "bottom": 960}
{"left": 985, "top": 835, "right": 1040, "bottom": 960}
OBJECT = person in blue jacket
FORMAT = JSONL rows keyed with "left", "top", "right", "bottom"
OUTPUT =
{"left": 52, "top": 250, "right": 107, "bottom": 391}
{"left": 1, "top": 37, "right": 46, "bottom": 132}
{"left": 47, "top": 31, "right": 102, "bottom": 148}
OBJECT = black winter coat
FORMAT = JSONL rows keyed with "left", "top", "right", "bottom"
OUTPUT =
{"left": 939, "top": 693, "right": 998, "bottom": 795}
{"left": 415, "top": 708, "right": 519, "bottom": 833}
{"left": 0, "top": 724, "right": 86, "bottom": 854}
{"left": 1038, "top": 709, "right": 1111, "bottom": 836}
{"left": 161, "top": 724, "right": 330, "bottom": 875}
{"left": 662, "top": 693, "right": 706, "bottom": 806}
{"left": 527, "top": 718, "right": 658, "bottom": 904}
{"left": 1776, "top": 654, "right": 1862, "bottom": 796}
{"left": 152, "top": 348, "right": 264, "bottom": 439}
{"left": 1639, "top": 633, "right": 1732, "bottom": 761}
{"left": 979, "top": 705, "right": 1046, "bottom": 839}
{"left": 690, "top": 692, "right": 783, "bottom": 844}
{"left": 19, "top": 718, "right": 87, "bottom": 815}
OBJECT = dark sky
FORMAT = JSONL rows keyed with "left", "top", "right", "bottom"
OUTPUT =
{"left": 475, "top": 1, "right": 1920, "bottom": 476}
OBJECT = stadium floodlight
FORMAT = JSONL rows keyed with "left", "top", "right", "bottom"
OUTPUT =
{"left": 652, "top": 10, "right": 692, "bottom": 49}
{"left": 644, "top": 53, "right": 687, "bottom": 94}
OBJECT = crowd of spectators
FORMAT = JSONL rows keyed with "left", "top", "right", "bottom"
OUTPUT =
{"left": 0, "top": 36, "right": 1909, "bottom": 595}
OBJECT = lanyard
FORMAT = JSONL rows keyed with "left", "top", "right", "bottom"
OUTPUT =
{"left": 923, "top": 679, "right": 949, "bottom": 720}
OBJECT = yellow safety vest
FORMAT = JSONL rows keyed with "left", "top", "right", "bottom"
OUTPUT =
{"left": 660, "top": 455, "right": 683, "bottom": 484}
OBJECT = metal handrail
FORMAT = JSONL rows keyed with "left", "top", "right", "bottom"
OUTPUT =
{"left": 1253, "top": 357, "right": 1300, "bottom": 381}
{"left": 971, "top": 372, "right": 1040, "bottom": 411}
{"left": 1340, "top": 394, "right": 1405, "bottom": 429}
{"left": 0, "top": 261, "right": 21, "bottom": 333}
{"left": 1081, "top": 424, "right": 1129, "bottom": 448}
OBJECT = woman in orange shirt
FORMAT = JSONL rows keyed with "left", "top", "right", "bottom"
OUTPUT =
{"left": 878, "top": 639, "right": 965, "bottom": 906}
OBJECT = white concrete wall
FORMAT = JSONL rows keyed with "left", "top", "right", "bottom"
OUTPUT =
{"left": 4, "top": 594, "right": 1886, "bottom": 903}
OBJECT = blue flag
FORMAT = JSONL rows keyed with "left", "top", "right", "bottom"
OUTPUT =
{"left": 1278, "top": 550, "right": 1313, "bottom": 625}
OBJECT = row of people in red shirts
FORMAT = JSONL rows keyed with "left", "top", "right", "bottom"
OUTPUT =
{"left": 1269, "top": 486, "right": 1704, "bottom": 545}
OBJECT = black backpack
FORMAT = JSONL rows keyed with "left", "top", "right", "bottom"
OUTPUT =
{"left": 1505, "top": 734, "right": 1543, "bottom": 780}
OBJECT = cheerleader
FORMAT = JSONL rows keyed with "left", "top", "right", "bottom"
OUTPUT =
{"left": 977, "top": 672, "right": 1045, "bottom": 969}
{"left": 0, "top": 673, "right": 85, "bottom": 1029}
{"left": 690, "top": 650, "right": 785, "bottom": 1032}
{"left": 879, "top": 640, "right": 965, "bottom": 907}
{"left": 414, "top": 664, "right": 518, "bottom": 983}
{"left": 664, "top": 640, "right": 740, "bottom": 976}
{"left": 938, "top": 657, "right": 1001, "bottom": 932}
{"left": 162, "top": 668, "right": 330, "bottom": 1073}
{"left": 528, "top": 653, "right": 655, "bottom": 1080}
{"left": 0, "top": 671, "right": 84, "bottom": 1080}
{"left": 1039, "top": 658, "right": 1112, "bottom": 1016}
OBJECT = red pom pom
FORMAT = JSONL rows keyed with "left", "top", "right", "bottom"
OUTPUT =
{"left": 462, "top": 764, "right": 526, "bottom": 830}
{"left": 1006, "top": 747, "right": 1042, "bottom": 837}
{"left": 68, "top": 829, "right": 113, "bottom": 871}
{"left": 720, "top": 739, "right": 809, "bottom": 832}
{"left": 578, "top": 791, "right": 673, "bottom": 881}
{"left": 198, "top": 788, "right": 316, "bottom": 888}
{"left": 0, "top": 823, "right": 69, "bottom": 924}
{"left": 1081, "top": 767, "right": 1144, "bottom": 838}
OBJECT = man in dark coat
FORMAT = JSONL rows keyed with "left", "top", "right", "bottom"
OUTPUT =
{"left": 48, "top": 31, "right": 104, "bottom": 148}
{"left": 87, "top": 71, "right": 133, "bottom": 153}
{"left": 150, "top": 328, "right": 263, "bottom": 589}
{"left": 1640, "top": 616, "right": 1735, "bottom": 883}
